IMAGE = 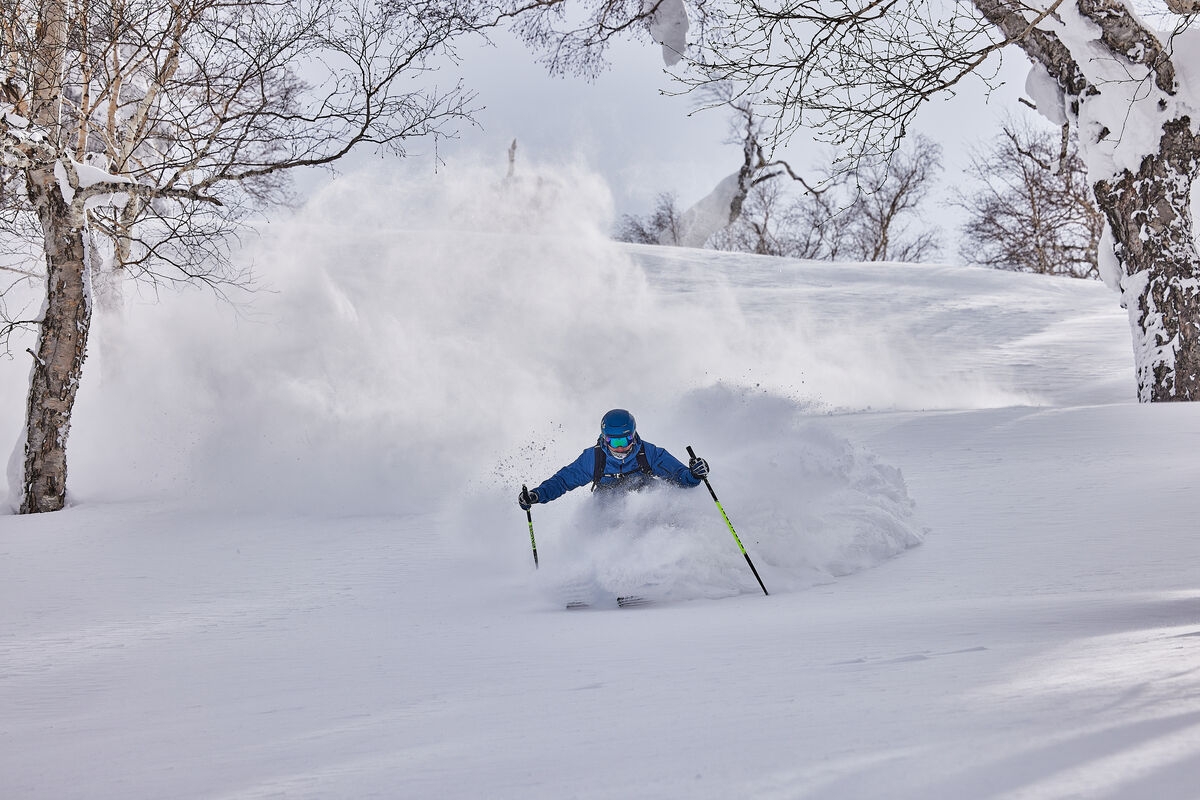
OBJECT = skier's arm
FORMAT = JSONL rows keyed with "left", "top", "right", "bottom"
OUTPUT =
{"left": 643, "top": 442, "right": 702, "bottom": 487}
{"left": 534, "top": 448, "right": 596, "bottom": 502}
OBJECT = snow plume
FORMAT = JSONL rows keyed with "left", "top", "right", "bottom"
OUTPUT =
{"left": 67, "top": 161, "right": 636, "bottom": 512}
{"left": 507, "top": 384, "right": 924, "bottom": 607}
{"left": 48, "top": 158, "right": 915, "bottom": 586}
{"left": 66, "top": 160, "right": 758, "bottom": 511}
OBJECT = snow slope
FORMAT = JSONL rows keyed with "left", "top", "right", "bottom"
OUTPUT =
{"left": 4, "top": 165, "right": 1200, "bottom": 799}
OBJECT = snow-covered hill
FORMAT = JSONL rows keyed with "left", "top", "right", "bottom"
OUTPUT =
{"left": 4, "top": 165, "right": 1200, "bottom": 799}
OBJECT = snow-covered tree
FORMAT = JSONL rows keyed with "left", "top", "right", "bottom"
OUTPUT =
{"left": 666, "top": 94, "right": 813, "bottom": 248}
{"left": 511, "top": 0, "right": 1200, "bottom": 402}
{"left": 1, "top": 0, "right": 486, "bottom": 513}
{"left": 957, "top": 116, "right": 1102, "bottom": 279}
{"left": 974, "top": 2, "right": 1200, "bottom": 401}
{"left": 636, "top": 135, "right": 942, "bottom": 261}
{"left": 708, "top": 179, "right": 805, "bottom": 256}
{"left": 716, "top": 136, "right": 942, "bottom": 261}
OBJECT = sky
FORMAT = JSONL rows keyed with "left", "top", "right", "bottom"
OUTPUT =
{"left": 9, "top": 162, "right": 1200, "bottom": 798}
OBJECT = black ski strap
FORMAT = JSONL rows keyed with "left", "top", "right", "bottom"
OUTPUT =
{"left": 591, "top": 443, "right": 605, "bottom": 490}
{"left": 637, "top": 446, "right": 651, "bottom": 475}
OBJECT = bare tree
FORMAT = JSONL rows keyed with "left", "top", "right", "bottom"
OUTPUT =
{"left": 616, "top": 191, "right": 685, "bottom": 245}
{"left": 508, "top": 0, "right": 1200, "bottom": 402}
{"left": 711, "top": 135, "right": 943, "bottom": 262}
{"left": 957, "top": 116, "right": 1102, "bottom": 279}
{"left": 708, "top": 179, "right": 799, "bottom": 256}
{"left": 839, "top": 136, "right": 943, "bottom": 263}
{"left": 1, "top": 0, "right": 490, "bottom": 513}
{"left": 669, "top": 87, "right": 824, "bottom": 248}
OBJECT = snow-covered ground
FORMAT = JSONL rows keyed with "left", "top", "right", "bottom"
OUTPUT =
{"left": 4, "top": 166, "right": 1200, "bottom": 799}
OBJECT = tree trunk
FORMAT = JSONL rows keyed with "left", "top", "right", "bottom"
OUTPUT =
{"left": 19, "top": 168, "right": 92, "bottom": 513}
{"left": 1093, "top": 118, "right": 1200, "bottom": 402}
{"left": 970, "top": 0, "right": 1200, "bottom": 401}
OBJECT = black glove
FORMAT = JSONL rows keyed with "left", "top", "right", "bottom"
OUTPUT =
{"left": 688, "top": 456, "right": 709, "bottom": 479}
{"left": 518, "top": 486, "right": 540, "bottom": 511}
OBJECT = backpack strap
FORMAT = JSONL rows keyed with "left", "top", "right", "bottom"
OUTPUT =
{"left": 591, "top": 437, "right": 653, "bottom": 491}
{"left": 635, "top": 445, "right": 652, "bottom": 475}
{"left": 591, "top": 441, "right": 605, "bottom": 491}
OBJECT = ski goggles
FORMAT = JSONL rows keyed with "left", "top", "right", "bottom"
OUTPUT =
{"left": 604, "top": 434, "right": 635, "bottom": 451}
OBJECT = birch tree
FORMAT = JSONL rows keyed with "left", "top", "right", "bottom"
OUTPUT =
{"left": 511, "top": 0, "right": 1200, "bottom": 402}
{"left": 957, "top": 116, "right": 1102, "bottom": 278}
{"left": 1, "top": 0, "right": 486, "bottom": 513}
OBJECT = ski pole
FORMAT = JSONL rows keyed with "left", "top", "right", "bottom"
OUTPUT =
{"left": 522, "top": 484, "right": 539, "bottom": 569}
{"left": 688, "top": 446, "right": 768, "bottom": 596}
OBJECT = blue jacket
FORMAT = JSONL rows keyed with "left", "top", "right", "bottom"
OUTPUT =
{"left": 534, "top": 438, "right": 701, "bottom": 502}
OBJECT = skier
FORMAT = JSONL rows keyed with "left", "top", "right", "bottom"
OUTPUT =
{"left": 518, "top": 408, "right": 709, "bottom": 510}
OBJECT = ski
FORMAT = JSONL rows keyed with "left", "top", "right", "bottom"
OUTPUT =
{"left": 564, "top": 596, "right": 651, "bottom": 609}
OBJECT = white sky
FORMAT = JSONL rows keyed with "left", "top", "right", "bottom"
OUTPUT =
{"left": 297, "top": 26, "right": 1039, "bottom": 253}
{"left": 429, "top": 29, "right": 1034, "bottom": 246}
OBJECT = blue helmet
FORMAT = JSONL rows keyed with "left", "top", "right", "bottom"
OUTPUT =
{"left": 600, "top": 409, "right": 638, "bottom": 459}
{"left": 601, "top": 408, "right": 636, "bottom": 438}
